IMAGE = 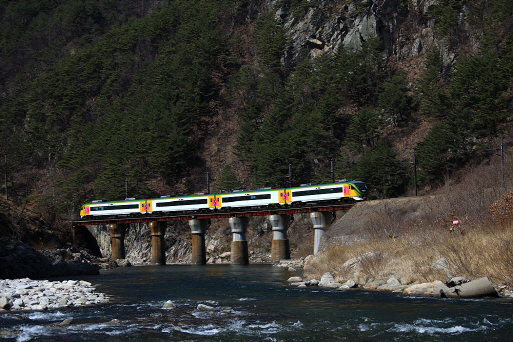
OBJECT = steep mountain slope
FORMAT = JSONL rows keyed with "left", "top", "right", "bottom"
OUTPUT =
{"left": 0, "top": 0, "right": 512, "bottom": 256}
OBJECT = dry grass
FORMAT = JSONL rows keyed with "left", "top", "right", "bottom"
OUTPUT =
{"left": 305, "top": 155, "right": 513, "bottom": 288}
{"left": 306, "top": 227, "right": 513, "bottom": 287}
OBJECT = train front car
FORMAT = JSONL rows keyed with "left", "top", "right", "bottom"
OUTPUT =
{"left": 80, "top": 199, "right": 147, "bottom": 218}
{"left": 348, "top": 180, "right": 367, "bottom": 200}
{"left": 215, "top": 189, "right": 280, "bottom": 210}
{"left": 288, "top": 180, "right": 367, "bottom": 205}
{"left": 150, "top": 193, "right": 213, "bottom": 214}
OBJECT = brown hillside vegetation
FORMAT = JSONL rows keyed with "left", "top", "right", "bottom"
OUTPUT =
{"left": 306, "top": 155, "right": 513, "bottom": 288}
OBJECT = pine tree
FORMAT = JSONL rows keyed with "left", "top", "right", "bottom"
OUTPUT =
{"left": 350, "top": 145, "right": 409, "bottom": 198}
{"left": 216, "top": 165, "right": 241, "bottom": 192}
{"left": 377, "top": 74, "right": 412, "bottom": 126}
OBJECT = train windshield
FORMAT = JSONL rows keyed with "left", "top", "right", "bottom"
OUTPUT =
{"left": 351, "top": 181, "right": 367, "bottom": 192}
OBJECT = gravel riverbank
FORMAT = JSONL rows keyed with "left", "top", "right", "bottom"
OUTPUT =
{"left": 0, "top": 278, "right": 110, "bottom": 311}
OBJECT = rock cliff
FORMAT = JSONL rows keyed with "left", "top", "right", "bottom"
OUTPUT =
{"left": 272, "top": 0, "right": 479, "bottom": 71}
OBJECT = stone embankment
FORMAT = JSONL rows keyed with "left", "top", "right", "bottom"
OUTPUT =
{"left": 0, "top": 278, "right": 110, "bottom": 311}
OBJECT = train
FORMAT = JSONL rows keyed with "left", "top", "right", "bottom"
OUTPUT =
{"left": 79, "top": 180, "right": 367, "bottom": 218}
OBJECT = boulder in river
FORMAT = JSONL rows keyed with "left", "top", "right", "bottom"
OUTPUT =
{"left": 162, "top": 300, "right": 177, "bottom": 309}
{"left": 197, "top": 304, "right": 216, "bottom": 311}
{"left": 433, "top": 277, "right": 498, "bottom": 298}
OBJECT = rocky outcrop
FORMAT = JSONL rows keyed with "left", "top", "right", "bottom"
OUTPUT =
{"left": 270, "top": 0, "right": 479, "bottom": 72}
{"left": 0, "top": 239, "right": 100, "bottom": 279}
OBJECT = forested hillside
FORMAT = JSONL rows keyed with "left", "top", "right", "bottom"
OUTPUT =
{"left": 0, "top": 0, "right": 512, "bottom": 225}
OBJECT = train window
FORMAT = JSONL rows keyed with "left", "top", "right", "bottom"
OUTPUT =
{"left": 156, "top": 199, "right": 208, "bottom": 207}
{"left": 352, "top": 181, "right": 367, "bottom": 192}
{"left": 90, "top": 204, "right": 139, "bottom": 211}
{"left": 223, "top": 194, "right": 271, "bottom": 203}
{"left": 292, "top": 187, "right": 343, "bottom": 197}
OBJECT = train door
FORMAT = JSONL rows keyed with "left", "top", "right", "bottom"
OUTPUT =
{"left": 278, "top": 189, "right": 291, "bottom": 205}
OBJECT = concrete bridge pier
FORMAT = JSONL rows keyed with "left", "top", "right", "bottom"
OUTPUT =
{"left": 310, "top": 212, "right": 332, "bottom": 255}
{"left": 229, "top": 217, "right": 249, "bottom": 265}
{"left": 108, "top": 223, "right": 127, "bottom": 260}
{"left": 149, "top": 221, "right": 167, "bottom": 265}
{"left": 189, "top": 219, "right": 209, "bottom": 265}
{"left": 268, "top": 214, "right": 291, "bottom": 263}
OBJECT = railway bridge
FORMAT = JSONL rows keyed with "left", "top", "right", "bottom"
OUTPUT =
{"left": 71, "top": 203, "right": 353, "bottom": 265}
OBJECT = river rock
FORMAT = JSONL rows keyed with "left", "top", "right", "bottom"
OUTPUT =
{"left": 319, "top": 272, "right": 335, "bottom": 286}
{"left": 306, "top": 279, "right": 319, "bottom": 286}
{"left": 0, "top": 296, "right": 10, "bottom": 309}
{"left": 403, "top": 281, "right": 443, "bottom": 296}
{"left": 58, "top": 318, "right": 74, "bottom": 326}
{"left": 287, "top": 276, "right": 303, "bottom": 283}
{"left": 162, "top": 300, "right": 177, "bottom": 309}
{"left": 337, "top": 279, "right": 357, "bottom": 290}
{"left": 377, "top": 277, "right": 405, "bottom": 291}
{"left": 343, "top": 279, "right": 357, "bottom": 288}
{"left": 197, "top": 304, "right": 216, "bottom": 311}
{"left": 433, "top": 277, "right": 498, "bottom": 298}
{"left": 365, "top": 279, "right": 387, "bottom": 290}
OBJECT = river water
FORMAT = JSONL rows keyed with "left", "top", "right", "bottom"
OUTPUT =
{"left": 1, "top": 264, "right": 513, "bottom": 341}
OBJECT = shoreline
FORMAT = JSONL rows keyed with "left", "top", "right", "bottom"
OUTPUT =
{"left": 286, "top": 273, "right": 513, "bottom": 298}
{"left": 276, "top": 258, "right": 513, "bottom": 298}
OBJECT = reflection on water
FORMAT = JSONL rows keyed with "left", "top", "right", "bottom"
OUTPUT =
{"left": 1, "top": 264, "right": 513, "bottom": 341}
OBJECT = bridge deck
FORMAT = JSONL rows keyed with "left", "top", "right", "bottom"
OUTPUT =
{"left": 72, "top": 203, "right": 353, "bottom": 226}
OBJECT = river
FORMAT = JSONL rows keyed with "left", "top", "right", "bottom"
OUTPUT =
{"left": 1, "top": 264, "right": 513, "bottom": 341}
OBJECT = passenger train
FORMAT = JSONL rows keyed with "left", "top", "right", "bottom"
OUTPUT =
{"left": 79, "top": 180, "right": 367, "bottom": 218}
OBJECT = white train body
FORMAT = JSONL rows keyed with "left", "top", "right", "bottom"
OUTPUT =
{"left": 80, "top": 181, "right": 367, "bottom": 218}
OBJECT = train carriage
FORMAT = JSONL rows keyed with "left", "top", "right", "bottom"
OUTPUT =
{"left": 149, "top": 194, "right": 214, "bottom": 214}
{"left": 289, "top": 181, "right": 367, "bottom": 204}
{"left": 216, "top": 189, "right": 282, "bottom": 209}
{"left": 80, "top": 199, "right": 146, "bottom": 217}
